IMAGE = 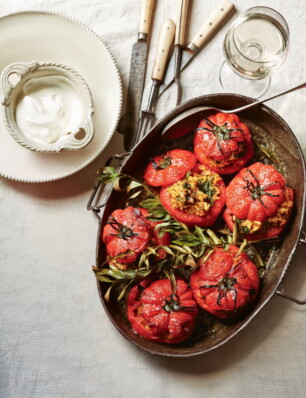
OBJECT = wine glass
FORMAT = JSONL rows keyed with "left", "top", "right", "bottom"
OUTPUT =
{"left": 219, "top": 6, "right": 290, "bottom": 98}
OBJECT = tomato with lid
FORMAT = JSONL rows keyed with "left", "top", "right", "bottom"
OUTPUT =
{"left": 127, "top": 278, "right": 198, "bottom": 344}
{"left": 223, "top": 162, "right": 294, "bottom": 240}
{"left": 190, "top": 245, "right": 259, "bottom": 319}
{"left": 143, "top": 149, "right": 196, "bottom": 187}
{"left": 194, "top": 113, "right": 254, "bottom": 175}
{"left": 102, "top": 206, "right": 150, "bottom": 265}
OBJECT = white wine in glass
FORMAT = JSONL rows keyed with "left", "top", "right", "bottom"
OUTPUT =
{"left": 220, "top": 7, "right": 289, "bottom": 97}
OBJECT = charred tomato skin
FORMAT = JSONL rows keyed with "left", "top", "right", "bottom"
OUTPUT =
{"left": 143, "top": 149, "right": 196, "bottom": 187}
{"left": 102, "top": 206, "right": 150, "bottom": 264}
{"left": 190, "top": 245, "right": 259, "bottom": 319}
{"left": 194, "top": 113, "right": 254, "bottom": 175}
{"left": 127, "top": 278, "right": 198, "bottom": 344}
{"left": 159, "top": 166, "right": 226, "bottom": 227}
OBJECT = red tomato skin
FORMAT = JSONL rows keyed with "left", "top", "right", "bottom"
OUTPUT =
{"left": 102, "top": 206, "right": 150, "bottom": 264}
{"left": 190, "top": 246, "right": 259, "bottom": 319}
{"left": 127, "top": 278, "right": 198, "bottom": 344}
{"left": 143, "top": 149, "right": 196, "bottom": 187}
{"left": 194, "top": 113, "right": 254, "bottom": 175}
{"left": 226, "top": 163, "right": 287, "bottom": 222}
{"left": 223, "top": 187, "right": 294, "bottom": 241}
{"left": 159, "top": 169, "right": 226, "bottom": 227}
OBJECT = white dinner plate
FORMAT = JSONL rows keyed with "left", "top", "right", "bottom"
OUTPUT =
{"left": 0, "top": 11, "right": 122, "bottom": 182}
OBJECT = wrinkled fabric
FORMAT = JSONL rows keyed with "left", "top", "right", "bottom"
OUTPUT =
{"left": 0, "top": 1, "right": 305, "bottom": 398}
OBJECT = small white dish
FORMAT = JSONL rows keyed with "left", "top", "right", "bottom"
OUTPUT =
{"left": 0, "top": 11, "right": 122, "bottom": 183}
{"left": 1, "top": 61, "right": 94, "bottom": 152}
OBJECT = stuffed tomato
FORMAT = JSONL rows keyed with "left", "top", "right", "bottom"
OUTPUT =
{"left": 190, "top": 245, "right": 259, "bottom": 319}
{"left": 223, "top": 162, "right": 294, "bottom": 240}
{"left": 102, "top": 206, "right": 170, "bottom": 267}
{"left": 127, "top": 278, "right": 198, "bottom": 344}
{"left": 143, "top": 149, "right": 196, "bottom": 187}
{"left": 194, "top": 113, "right": 254, "bottom": 174}
{"left": 159, "top": 164, "right": 226, "bottom": 227}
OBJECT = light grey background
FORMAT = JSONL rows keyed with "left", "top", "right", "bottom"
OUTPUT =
{"left": 0, "top": 1, "right": 305, "bottom": 397}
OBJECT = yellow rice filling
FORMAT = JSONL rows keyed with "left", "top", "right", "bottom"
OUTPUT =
{"left": 167, "top": 166, "right": 221, "bottom": 216}
{"left": 238, "top": 196, "right": 293, "bottom": 235}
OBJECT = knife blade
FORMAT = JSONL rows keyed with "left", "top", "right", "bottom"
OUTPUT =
{"left": 133, "top": 19, "right": 176, "bottom": 146}
{"left": 159, "top": 0, "right": 235, "bottom": 97}
{"left": 123, "top": 0, "right": 155, "bottom": 151}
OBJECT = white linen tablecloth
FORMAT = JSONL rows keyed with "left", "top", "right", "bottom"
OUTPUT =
{"left": 0, "top": 1, "right": 305, "bottom": 397}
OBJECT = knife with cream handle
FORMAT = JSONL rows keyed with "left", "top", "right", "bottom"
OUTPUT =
{"left": 123, "top": 0, "right": 156, "bottom": 151}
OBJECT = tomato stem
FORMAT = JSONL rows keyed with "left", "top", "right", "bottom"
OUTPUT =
{"left": 196, "top": 118, "right": 245, "bottom": 157}
{"left": 106, "top": 215, "right": 139, "bottom": 240}
{"left": 162, "top": 294, "right": 197, "bottom": 313}
{"left": 243, "top": 168, "right": 280, "bottom": 207}
{"left": 150, "top": 155, "right": 172, "bottom": 170}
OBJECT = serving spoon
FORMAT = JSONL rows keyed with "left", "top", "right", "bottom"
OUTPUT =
{"left": 161, "top": 82, "right": 306, "bottom": 140}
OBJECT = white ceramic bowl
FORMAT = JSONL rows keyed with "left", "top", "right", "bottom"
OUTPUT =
{"left": 1, "top": 61, "right": 94, "bottom": 152}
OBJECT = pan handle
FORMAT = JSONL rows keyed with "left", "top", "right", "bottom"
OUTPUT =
{"left": 275, "top": 232, "right": 306, "bottom": 305}
{"left": 275, "top": 289, "right": 306, "bottom": 305}
{"left": 298, "top": 229, "right": 306, "bottom": 244}
{"left": 86, "top": 152, "right": 131, "bottom": 221}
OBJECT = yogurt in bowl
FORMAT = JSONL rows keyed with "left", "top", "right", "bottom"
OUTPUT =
{"left": 1, "top": 61, "right": 94, "bottom": 152}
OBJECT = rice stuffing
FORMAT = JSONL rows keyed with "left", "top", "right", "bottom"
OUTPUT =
{"left": 167, "top": 166, "right": 221, "bottom": 216}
